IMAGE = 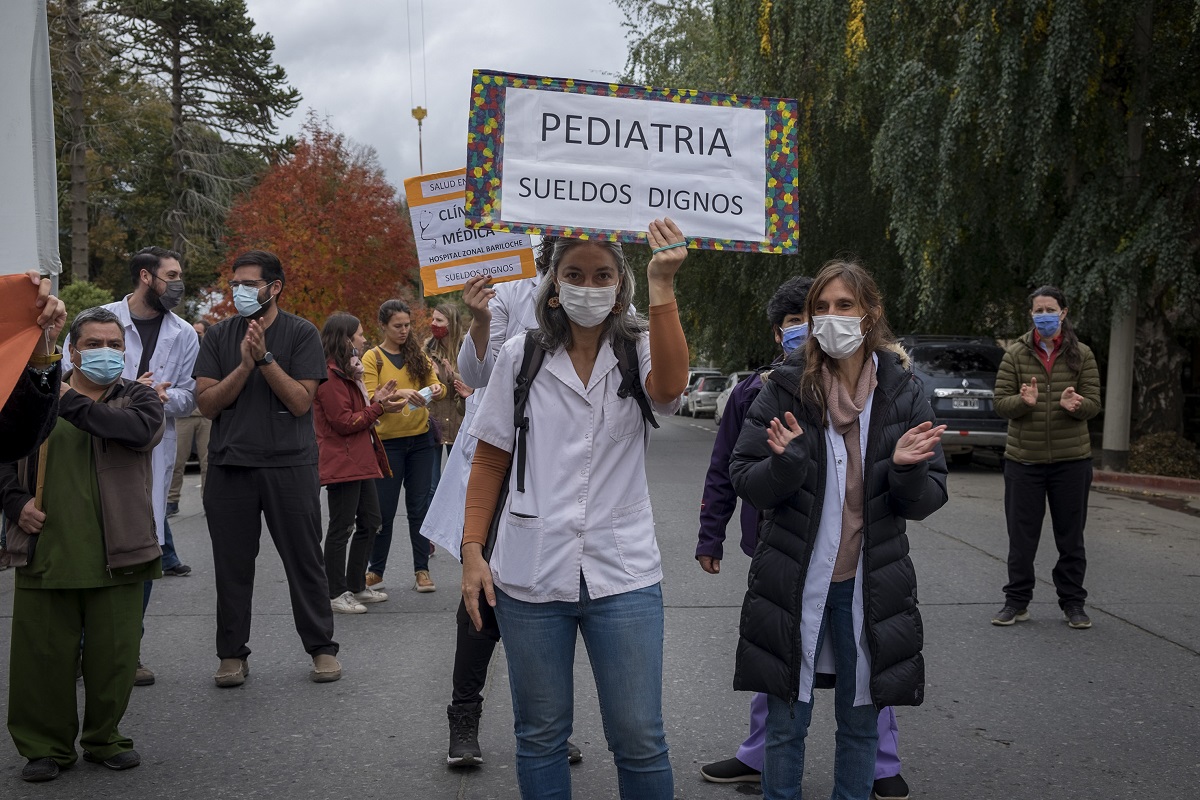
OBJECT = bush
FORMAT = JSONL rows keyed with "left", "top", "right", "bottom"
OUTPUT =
{"left": 1127, "top": 432, "right": 1200, "bottom": 480}
{"left": 58, "top": 281, "right": 118, "bottom": 343}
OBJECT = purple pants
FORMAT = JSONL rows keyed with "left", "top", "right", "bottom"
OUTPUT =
{"left": 736, "top": 693, "right": 902, "bottom": 779}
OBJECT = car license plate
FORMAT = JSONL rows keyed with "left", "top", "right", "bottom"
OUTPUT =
{"left": 952, "top": 398, "right": 979, "bottom": 410}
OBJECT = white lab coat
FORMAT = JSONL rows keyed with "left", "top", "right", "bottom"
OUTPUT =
{"left": 420, "top": 275, "right": 541, "bottom": 558}
{"left": 795, "top": 354, "right": 877, "bottom": 706}
{"left": 66, "top": 298, "right": 199, "bottom": 544}
{"left": 469, "top": 332, "right": 679, "bottom": 603}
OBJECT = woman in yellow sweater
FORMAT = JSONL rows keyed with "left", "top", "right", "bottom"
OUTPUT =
{"left": 364, "top": 299, "right": 446, "bottom": 593}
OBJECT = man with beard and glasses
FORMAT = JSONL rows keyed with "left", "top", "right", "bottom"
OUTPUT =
{"left": 63, "top": 246, "right": 200, "bottom": 686}
{"left": 193, "top": 250, "right": 339, "bottom": 687}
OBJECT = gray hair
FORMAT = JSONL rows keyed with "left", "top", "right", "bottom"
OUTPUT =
{"left": 69, "top": 306, "right": 124, "bottom": 347}
{"left": 532, "top": 239, "right": 647, "bottom": 352}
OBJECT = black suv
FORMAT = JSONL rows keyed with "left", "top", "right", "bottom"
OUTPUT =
{"left": 900, "top": 336, "right": 1007, "bottom": 464}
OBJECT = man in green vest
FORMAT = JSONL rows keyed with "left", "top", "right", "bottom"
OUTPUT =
{"left": 0, "top": 306, "right": 164, "bottom": 783}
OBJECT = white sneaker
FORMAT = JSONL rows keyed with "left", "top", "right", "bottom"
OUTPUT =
{"left": 331, "top": 591, "right": 367, "bottom": 614}
{"left": 353, "top": 587, "right": 389, "bottom": 604}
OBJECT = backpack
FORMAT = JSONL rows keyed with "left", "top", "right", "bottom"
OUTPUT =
{"left": 483, "top": 334, "right": 658, "bottom": 558}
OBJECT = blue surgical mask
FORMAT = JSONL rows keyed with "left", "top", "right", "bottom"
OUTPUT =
{"left": 233, "top": 284, "right": 267, "bottom": 318}
{"left": 1033, "top": 312, "right": 1061, "bottom": 338}
{"left": 781, "top": 323, "right": 809, "bottom": 354}
{"left": 77, "top": 347, "right": 126, "bottom": 386}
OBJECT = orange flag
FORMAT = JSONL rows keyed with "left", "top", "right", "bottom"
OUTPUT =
{"left": 0, "top": 274, "right": 44, "bottom": 410}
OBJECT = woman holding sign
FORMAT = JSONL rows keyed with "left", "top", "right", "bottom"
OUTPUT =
{"left": 729, "top": 260, "right": 948, "bottom": 800}
{"left": 461, "top": 220, "right": 689, "bottom": 799}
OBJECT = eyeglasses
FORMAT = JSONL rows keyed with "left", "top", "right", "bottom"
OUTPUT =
{"left": 229, "top": 280, "right": 268, "bottom": 289}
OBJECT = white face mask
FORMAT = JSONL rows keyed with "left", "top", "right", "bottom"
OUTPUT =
{"left": 557, "top": 282, "right": 617, "bottom": 328}
{"left": 811, "top": 314, "right": 866, "bottom": 359}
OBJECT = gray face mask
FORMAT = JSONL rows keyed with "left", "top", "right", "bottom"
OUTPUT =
{"left": 154, "top": 279, "right": 185, "bottom": 312}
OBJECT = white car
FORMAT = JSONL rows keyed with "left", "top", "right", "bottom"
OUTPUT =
{"left": 713, "top": 371, "right": 758, "bottom": 426}
{"left": 678, "top": 368, "right": 722, "bottom": 415}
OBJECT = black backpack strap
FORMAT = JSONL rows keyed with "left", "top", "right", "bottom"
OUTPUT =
{"left": 615, "top": 337, "right": 660, "bottom": 429}
{"left": 513, "top": 336, "right": 546, "bottom": 493}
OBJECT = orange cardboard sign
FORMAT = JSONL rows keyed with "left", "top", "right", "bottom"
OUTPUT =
{"left": 0, "top": 274, "right": 45, "bottom": 411}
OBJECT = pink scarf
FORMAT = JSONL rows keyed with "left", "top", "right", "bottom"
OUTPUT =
{"left": 820, "top": 356, "right": 878, "bottom": 582}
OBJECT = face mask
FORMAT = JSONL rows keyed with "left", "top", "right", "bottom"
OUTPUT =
{"left": 153, "top": 279, "right": 185, "bottom": 312}
{"left": 77, "top": 347, "right": 126, "bottom": 386}
{"left": 233, "top": 284, "right": 270, "bottom": 318}
{"left": 1033, "top": 312, "right": 1061, "bottom": 338}
{"left": 557, "top": 283, "right": 617, "bottom": 328}
{"left": 430, "top": 323, "right": 448, "bottom": 340}
{"left": 781, "top": 322, "right": 808, "bottom": 354}
{"left": 811, "top": 315, "right": 866, "bottom": 360}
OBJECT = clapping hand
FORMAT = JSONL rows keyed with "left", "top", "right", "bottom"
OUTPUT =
{"left": 453, "top": 378, "right": 472, "bottom": 399}
{"left": 1059, "top": 385, "right": 1083, "bottom": 413}
{"left": 766, "top": 412, "right": 804, "bottom": 455}
{"left": 373, "top": 379, "right": 399, "bottom": 407}
{"left": 1019, "top": 377, "right": 1038, "bottom": 406}
{"left": 892, "top": 421, "right": 947, "bottom": 466}
{"left": 138, "top": 371, "right": 171, "bottom": 403}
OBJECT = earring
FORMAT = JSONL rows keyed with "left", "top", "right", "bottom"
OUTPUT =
{"left": 612, "top": 302, "right": 624, "bottom": 315}
{"left": 548, "top": 296, "right": 561, "bottom": 309}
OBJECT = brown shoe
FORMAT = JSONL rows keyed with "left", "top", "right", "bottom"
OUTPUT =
{"left": 414, "top": 570, "right": 436, "bottom": 593}
{"left": 214, "top": 658, "right": 249, "bottom": 688}
{"left": 134, "top": 660, "right": 155, "bottom": 686}
{"left": 365, "top": 571, "right": 384, "bottom": 589}
{"left": 310, "top": 653, "right": 342, "bottom": 683}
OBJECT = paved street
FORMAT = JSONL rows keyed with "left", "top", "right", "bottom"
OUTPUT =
{"left": 2, "top": 413, "right": 1198, "bottom": 799}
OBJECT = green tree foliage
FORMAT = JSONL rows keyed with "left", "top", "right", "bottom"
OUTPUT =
{"left": 58, "top": 280, "right": 119, "bottom": 343}
{"left": 621, "top": 0, "right": 1200, "bottom": 435}
{"left": 105, "top": 0, "right": 299, "bottom": 262}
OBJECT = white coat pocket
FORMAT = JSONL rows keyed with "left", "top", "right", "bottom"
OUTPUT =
{"left": 610, "top": 497, "right": 659, "bottom": 577}
{"left": 493, "top": 513, "right": 544, "bottom": 590}
{"left": 604, "top": 399, "right": 643, "bottom": 442}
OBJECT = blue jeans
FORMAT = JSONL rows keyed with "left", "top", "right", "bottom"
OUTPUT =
{"left": 494, "top": 578, "right": 673, "bottom": 800}
{"left": 369, "top": 431, "right": 435, "bottom": 577}
{"left": 161, "top": 518, "right": 181, "bottom": 570}
{"left": 763, "top": 578, "right": 878, "bottom": 800}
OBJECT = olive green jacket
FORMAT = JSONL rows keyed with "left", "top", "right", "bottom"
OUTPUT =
{"left": 993, "top": 332, "right": 1101, "bottom": 464}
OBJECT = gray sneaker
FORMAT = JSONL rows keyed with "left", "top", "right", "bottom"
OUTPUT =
{"left": 1064, "top": 604, "right": 1092, "bottom": 629}
{"left": 991, "top": 605, "right": 1030, "bottom": 626}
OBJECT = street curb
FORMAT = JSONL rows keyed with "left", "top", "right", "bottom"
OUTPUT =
{"left": 1093, "top": 469, "right": 1200, "bottom": 498}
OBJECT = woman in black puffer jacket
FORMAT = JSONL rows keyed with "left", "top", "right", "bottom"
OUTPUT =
{"left": 729, "top": 260, "right": 949, "bottom": 800}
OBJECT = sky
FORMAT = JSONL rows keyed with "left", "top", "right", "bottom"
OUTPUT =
{"left": 243, "top": 0, "right": 633, "bottom": 190}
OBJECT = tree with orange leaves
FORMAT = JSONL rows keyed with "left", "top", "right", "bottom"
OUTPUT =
{"left": 220, "top": 113, "right": 422, "bottom": 338}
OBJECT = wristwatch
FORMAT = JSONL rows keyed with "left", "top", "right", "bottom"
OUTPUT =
{"left": 255, "top": 352, "right": 275, "bottom": 368}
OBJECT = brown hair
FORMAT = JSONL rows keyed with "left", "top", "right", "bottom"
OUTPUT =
{"left": 321, "top": 312, "right": 360, "bottom": 378}
{"left": 376, "top": 299, "right": 433, "bottom": 384}
{"left": 1028, "top": 285, "right": 1082, "bottom": 373}
{"left": 425, "top": 302, "right": 467, "bottom": 371}
{"left": 798, "top": 259, "right": 897, "bottom": 422}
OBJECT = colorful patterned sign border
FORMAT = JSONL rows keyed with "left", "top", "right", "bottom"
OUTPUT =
{"left": 464, "top": 69, "right": 799, "bottom": 254}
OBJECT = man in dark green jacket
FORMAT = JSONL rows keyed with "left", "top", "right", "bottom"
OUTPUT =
{"left": 991, "top": 287, "right": 1102, "bottom": 630}
{"left": 0, "top": 307, "right": 163, "bottom": 783}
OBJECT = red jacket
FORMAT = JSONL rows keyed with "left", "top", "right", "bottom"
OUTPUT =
{"left": 313, "top": 360, "right": 391, "bottom": 486}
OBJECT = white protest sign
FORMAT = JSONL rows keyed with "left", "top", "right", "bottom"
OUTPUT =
{"left": 464, "top": 71, "right": 799, "bottom": 252}
{"left": 404, "top": 168, "right": 536, "bottom": 295}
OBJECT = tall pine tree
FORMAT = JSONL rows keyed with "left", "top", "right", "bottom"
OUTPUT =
{"left": 106, "top": 0, "right": 299, "bottom": 259}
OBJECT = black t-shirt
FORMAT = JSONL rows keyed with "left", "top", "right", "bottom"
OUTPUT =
{"left": 131, "top": 313, "right": 164, "bottom": 376}
{"left": 193, "top": 311, "right": 327, "bottom": 467}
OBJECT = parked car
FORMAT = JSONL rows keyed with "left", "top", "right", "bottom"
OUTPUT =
{"left": 713, "top": 370, "right": 759, "bottom": 426}
{"left": 901, "top": 335, "right": 1007, "bottom": 464}
{"left": 685, "top": 375, "right": 731, "bottom": 418}
{"left": 679, "top": 367, "right": 722, "bottom": 415}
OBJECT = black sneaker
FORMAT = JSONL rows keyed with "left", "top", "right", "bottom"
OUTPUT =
{"left": 873, "top": 773, "right": 911, "bottom": 799}
{"left": 21, "top": 758, "right": 60, "bottom": 782}
{"left": 991, "top": 605, "right": 1030, "bottom": 626}
{"left": 567, "top": 740, "right": 583, "bottom": 764}
{"left": 1064, "top": 604, "right": 1092, "bottom": 629}
{"left": 83, "top": 749, "right": 141, "bottom": 770}
{"left": 163, "top": 563, "right": 192, "bottom": 577}
{"left": 447, "top": 702, "right": 483, "bottom": 766}
{"left": 166, "top": 501, "right": 179, "bottom": 517}
{"left": 700, "top": 757, "right": 761, "bottom": 783}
